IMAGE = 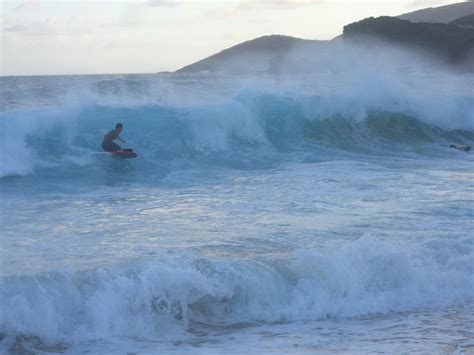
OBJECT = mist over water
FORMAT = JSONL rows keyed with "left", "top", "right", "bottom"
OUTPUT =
{"left": 1, "top": 47, "right": 473, "bottom": 353}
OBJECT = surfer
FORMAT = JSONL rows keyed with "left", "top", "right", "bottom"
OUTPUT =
{"left": 450, "top": 144, "right": 472, "bottom": 152}
{"left": 102, "top": 123, "right": 126, "bottom": 152}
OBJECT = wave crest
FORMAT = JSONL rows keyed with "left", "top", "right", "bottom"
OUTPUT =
{"left": 1, "top": 87, "right": 473, "bottom": 178}
{"left": 0, "top": 237, "right": 472, "bottom": 346}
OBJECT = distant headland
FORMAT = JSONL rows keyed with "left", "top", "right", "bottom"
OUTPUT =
{"left": 172, "top": 1, "right": 474, "bottom": 74}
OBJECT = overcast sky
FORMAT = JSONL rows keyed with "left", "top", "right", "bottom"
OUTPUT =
{"left": 0, "top": 0, "right": 464, "bottom": 76}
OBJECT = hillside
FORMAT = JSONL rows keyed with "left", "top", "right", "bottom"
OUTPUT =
{"left": 450, "top": 13, "right": 474, "bottom": 27}
{"left": 176, "top": 35, "right": 325, "bottom": 74}
{"left": 398, "top": 1, "right": 474, "bottom": 24}
{"left": 175, "top": 3, "right": 474, "bottom": 74}
{"left": 343, "top": 16, "right": 474, "bottom": 68}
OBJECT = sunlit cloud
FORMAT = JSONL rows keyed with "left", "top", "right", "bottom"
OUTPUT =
{"left": 1, "top": 0, "right": 467, "bottom": 75}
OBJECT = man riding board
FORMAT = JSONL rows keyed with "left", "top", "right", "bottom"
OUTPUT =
{"left": 102, "top": 123, "right": 125, "bottom": 152}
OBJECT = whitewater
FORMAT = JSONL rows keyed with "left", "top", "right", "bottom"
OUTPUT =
{"left": 0, "top": 71, "right": 473, "bottom": 354}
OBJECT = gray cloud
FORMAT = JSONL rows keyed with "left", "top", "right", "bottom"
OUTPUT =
{"left": 14, "top": 0, "right": 40, "bottom": 11}
{"left": 236, "top": 0, "right": 321, "bottom": 10}
{"left": 3, "top": 21, "right": 56, "bottom": 36}
{"left": 207, "top": 0, "right": 322, "bottom": 19}
{"left": 144, "top": 0, "right": 180, "bottom": 7}
{"left": 2, "top": 17, "right": 103, "bottom": 37}
{"left": 406, "top": 0, "right": 471, "bottom": 8}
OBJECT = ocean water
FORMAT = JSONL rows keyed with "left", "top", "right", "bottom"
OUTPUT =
{"left": 0, "top": 72, "right": 473, "bottom": 354}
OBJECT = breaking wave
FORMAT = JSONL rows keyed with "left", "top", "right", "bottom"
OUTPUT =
{"left": 1, "top": 78, "right": 473, "bottom": 178}
{"left": 0, "top": 236, "right": 472, "bottom": 350}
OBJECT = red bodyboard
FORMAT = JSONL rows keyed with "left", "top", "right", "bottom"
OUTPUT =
{"left": 109, "top": 150, "right": 138, "bottom": 159}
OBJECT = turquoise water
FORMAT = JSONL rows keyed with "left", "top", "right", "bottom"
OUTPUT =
{"left": 1, "top": 73, "right": 473, "bottom": 354}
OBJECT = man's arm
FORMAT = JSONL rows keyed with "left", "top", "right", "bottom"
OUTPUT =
{"left": 118, "top": 135, "right": 126, "bottom": 144}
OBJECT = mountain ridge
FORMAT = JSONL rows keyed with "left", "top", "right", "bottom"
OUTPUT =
{"left": 174, "top": 2, "right": 474, "bottom": 74}
{"left": 397, "top": 1, "right": 474, "bottom": 24}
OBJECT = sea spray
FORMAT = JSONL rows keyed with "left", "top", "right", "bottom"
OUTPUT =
{"left": 1, "top": 74, "right": 473, "bottom": 178}
{"left": 1, "top": 236, "right": 472, "bottom": 346}
{"left": 1, "top": 73, "right": 473, "bottom": 354}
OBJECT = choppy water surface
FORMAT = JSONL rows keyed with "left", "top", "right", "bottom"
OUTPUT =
{"left": 0, "top": 73, "right": 473, "bottom": 354}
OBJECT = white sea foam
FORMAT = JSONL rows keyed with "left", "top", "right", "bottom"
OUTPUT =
{"left": 1, "top": 73, "right": 473, "bottom": 177}
{"left": 0, "top": 72, "right": 473, "bottom": 354}
{"left": 1, "top": 236, "right": 472, "bottom": 347}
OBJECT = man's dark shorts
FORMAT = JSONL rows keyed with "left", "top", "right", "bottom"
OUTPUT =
{"left": 102, "top": 142, "right": 121, "bottom": 152}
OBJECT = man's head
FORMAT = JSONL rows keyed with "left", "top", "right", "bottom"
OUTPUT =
{"left": 115, "top": 123, "right": 123, "bottom": 133}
